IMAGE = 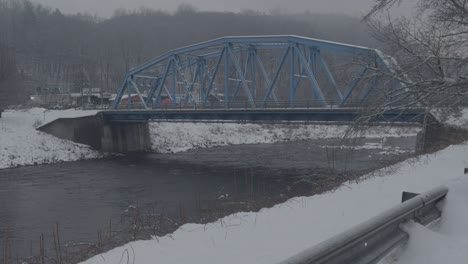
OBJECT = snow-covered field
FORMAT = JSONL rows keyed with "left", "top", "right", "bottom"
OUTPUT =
{"left": 149, "top": 122, "right": 421, "bottom": 153}
{"left": 0, "top": 108, "right": 101, "bottom": 169}
{"left": 81, "top": 142, "right": 468, "bottom": 264}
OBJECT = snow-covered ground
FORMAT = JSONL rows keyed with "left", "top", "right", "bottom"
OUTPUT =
{"left": 440, "top": 108, "right": 468, "bottom": 130}
{"left": 0, "top": 108, "right": 101, "bottom": 169}
{"left": 321, "top": 141, "right": 410, "bottom": 155}
{"left": 383, "top": 177, "right": 468, "bottom": 264}
{"left": 81, "top": 142, "right": 468, "bottom": 264}
{"left": 432, "top": 108, "right": 468, "bottom": 130}
{"left": 149, "top": 122, "right": 421, "bottom": 153}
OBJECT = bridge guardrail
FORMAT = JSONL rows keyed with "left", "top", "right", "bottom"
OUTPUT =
{"left": 115, "top": 100, "right": 374, "bottom": 111}
{"left": 278, "top": 185, "right": 448, "bottom": 264}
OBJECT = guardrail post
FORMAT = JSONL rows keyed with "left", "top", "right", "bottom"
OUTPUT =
{"left": 401, "top": 191, "right": 419, "bottom": 203}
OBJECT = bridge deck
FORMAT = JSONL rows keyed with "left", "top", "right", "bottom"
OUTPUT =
{"left": 101, "top": 108, "right": 427, "bottom": 124}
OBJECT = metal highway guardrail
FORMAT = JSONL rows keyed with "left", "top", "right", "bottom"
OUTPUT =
{"left": 278, "top": 185, "right": 448, "bottom": 264}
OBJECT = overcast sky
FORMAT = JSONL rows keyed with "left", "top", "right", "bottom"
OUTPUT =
{"left": 32, "top": 0, "right": 388, "bottom": 18}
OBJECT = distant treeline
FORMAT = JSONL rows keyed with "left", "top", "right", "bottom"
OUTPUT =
{"left": 0, "top": 0, "right": 374, "bottom": 104}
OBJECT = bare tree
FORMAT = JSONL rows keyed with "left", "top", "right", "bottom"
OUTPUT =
{"left": 362, "top": 0, "right": 468, "bottom": 115}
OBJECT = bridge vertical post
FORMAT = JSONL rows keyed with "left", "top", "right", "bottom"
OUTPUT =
{"left": 290, "top": 44, "right": 296, "bottom": 108}
{"left": 171, "top": 56, "right": 177, "bottom": 108}
{"left": 295, "top": 44, "right": 326, "bottom": 105}
{"left": 317, "top": 52, "right": 343, "bottom": 101}
{"left": 249, "top": 47, "right": 256, "bottom": 102}
{"left": 199, "top": 58, "right": 205, "bottom": 108}
{"left": 311, "top": 47, "right": 318, "bottom": 76}
{"left": 127, "top": 76, "right": 132, "bottom": 110}
{"left": 225, "top": 44, "right": 230, "bottom": 108}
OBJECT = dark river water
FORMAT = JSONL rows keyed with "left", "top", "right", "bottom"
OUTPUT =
{"left": 0, "top": 137, "right": 416, "bottom": 256}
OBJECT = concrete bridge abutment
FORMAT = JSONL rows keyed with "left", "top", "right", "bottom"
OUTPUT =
{"left": 38, "top": 113, "right": 151, "bottom": 153}
{"left": 101, "top": 121, "right": 150, "bottom": 153}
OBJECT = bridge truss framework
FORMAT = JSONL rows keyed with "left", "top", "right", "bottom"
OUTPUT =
{"left": 112, "top": 35, "right": 397, "bottom": 110}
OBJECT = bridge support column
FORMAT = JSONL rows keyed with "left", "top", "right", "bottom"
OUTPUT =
{"left": 101, "top": 121, "right": 151, "bottom": 153}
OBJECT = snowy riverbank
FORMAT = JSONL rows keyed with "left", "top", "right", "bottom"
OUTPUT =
{"left": 149, "top": 122, "right": 421, "bottom": 153}
{"left": 432, "top": 107, "right": 468, "bottom": 130}
{"left": 81, "top": 142, "right": 468, "bottom": 264}
{"left": 1, "top": 108, "right": 422, "bottom": 169}
{"left": 0, "top": 108, "right": 101, "bottom": 169}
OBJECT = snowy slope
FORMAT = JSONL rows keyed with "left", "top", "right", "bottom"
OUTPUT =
{"left": 81, "top": 143, "right": 468, "bottom": 264}
{"left": 149, "top": 122, "right": 421, "bottom": 153}
{"left": 383, "top": 177, "right": 468, "bottom": 264}
{"left": 0, "top": 108, "right": 101, "bottom": 169}
{"left": 440, "top": 108, "right": 468, "bottom": 130}
{"left": 432, "top": 108, "right": 468, "bottom": 130}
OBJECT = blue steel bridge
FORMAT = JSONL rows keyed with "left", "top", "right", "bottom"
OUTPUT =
{"left": 108, "top": 35, "right": 424, "bottom": 123}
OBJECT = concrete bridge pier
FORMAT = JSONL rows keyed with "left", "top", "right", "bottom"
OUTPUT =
{"left": 101, "top": 121, "right": 151, "bottom": 153}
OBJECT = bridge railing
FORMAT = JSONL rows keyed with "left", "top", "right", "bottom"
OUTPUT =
{"left": 114, "top": 99, "right": 370, "bottom": 111}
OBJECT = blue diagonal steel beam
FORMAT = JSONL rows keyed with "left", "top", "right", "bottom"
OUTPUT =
{"left": 294, "top": 44, "right": 326, "bottom": 103}
{"left": 361, "top": 76, "right": 378, "bottom": 102}
{"left": 229, "top": 46, "right": 255, "bottom": 107}
{"left": 146, "top": 62, "right": 171, "bottom": 106}
{"left": 317, "top": 53, "right": 343, "bottom": 100}
{"left": 174, "top": 55, "right": 197, "bottom": 105}
{"left": 341, "top": 66, "right": 369, "bottom": 105}
{"left": 185, "top": 62, "right": 201, "bottom": 105}
{"left": 233, "top": 52, "right": 251, "bottom": 101}
{"left": 129, "top": 79, "right": 148, "bottom": 109}
{"left": 262, "top": 47, "right": 290, "bottom": 107}
{"left": 145, "top": 78, "right": 160, "bottom": 107}
{"left": 112, "top": 75, "right": 129, "bottom": 109}
{"left": 255, "top": 55, "right": 279, "bottom": 103}
{"left": 127, "top": 78, "right": 132, "bottom": 110}
{"left": 153, "top": 60, "right": 173, "bottom": 107}
{"left": 202, "top": 49, "right": 225, "bottom": 106}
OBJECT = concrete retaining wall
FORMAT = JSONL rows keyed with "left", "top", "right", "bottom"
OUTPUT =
{"left": 38, "top": 114, "right": 151, "bottom": 153}
{"left": 38, "top": 115, "right": 103, "bottom": 149}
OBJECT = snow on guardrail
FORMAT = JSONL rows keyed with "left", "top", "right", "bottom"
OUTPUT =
{"left": 279, "top": 185, "right": 448, "bottom": 264}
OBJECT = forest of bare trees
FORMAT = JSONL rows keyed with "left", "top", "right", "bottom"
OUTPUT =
{"left": 0, "top": 0, "right": 374, "bottom": 106}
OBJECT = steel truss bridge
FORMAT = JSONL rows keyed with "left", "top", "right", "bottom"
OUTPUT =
{"left": 109, "top": 35, "right": 424, "bottom": 123}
